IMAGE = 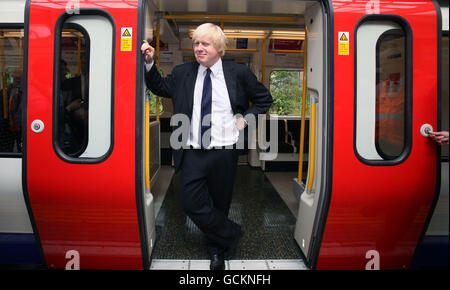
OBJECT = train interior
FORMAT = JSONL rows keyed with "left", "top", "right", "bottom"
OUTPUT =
{"left": 0, "top": 0, "right": 448, "bottom": 269}
{"left": 140, "top": 0, "right": 326, "bottom": 269}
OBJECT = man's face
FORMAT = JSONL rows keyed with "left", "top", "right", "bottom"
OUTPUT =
{"left": 193, "top": 35, "right": 221, "bottom": 68}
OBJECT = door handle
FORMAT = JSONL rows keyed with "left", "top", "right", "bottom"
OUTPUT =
{"left": 31, "top": 120, "right": 45, "bottom": 133}
{"left": 420, "top": 124, "right": 433, "bottom": 137}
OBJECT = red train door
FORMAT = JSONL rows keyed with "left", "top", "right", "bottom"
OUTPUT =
{"left": 24, "top": 0, "right": 149, "bottom": 269}
{"left": 315, "top": 0, "right": 440, "bottom": 269}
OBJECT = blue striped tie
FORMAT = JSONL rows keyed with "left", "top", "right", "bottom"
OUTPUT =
{"left": 200, "top": 68, "right": 212, "bottom": 149}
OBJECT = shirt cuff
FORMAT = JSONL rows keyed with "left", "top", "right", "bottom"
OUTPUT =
{"left": 145, "top": 61, "right": 154, "bottom": 72}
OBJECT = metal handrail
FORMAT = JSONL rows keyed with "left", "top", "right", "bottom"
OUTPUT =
{"left": 145, "top": 98, "right": 151, "bottom": 190}
{"left": 1, "top": 33, "right": 7, "bottom": 119}
{"left": 297, "top": 29, "right": 307, "bottom": 183}
{"left": 306, "top": 100, "right": 316, "bottom": 194}
{"left": 162, "top": 14, "right": 298, "bottom": 23}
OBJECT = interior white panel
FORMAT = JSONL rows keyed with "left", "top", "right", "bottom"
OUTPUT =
{"left": 0, "top": 158, "right": 33, "bottom": 233}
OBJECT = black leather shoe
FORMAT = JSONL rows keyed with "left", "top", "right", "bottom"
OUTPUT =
{"left": 210, "top": 253, "right": 225, "bottom": 270}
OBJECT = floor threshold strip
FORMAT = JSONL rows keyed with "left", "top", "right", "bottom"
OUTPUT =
{"left": 150, "top": 259, "right": 308, "bottom": 270}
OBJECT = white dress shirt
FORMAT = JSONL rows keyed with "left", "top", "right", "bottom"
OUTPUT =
{"left": 146, "top": 59, "right": 239, "bottom": 149}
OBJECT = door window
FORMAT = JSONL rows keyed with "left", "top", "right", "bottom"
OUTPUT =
{"left": 355, "top": 19, "right": 411, "bottom": 164}
{"left": 54, "top": 14, "right": 114, "bottom": 162}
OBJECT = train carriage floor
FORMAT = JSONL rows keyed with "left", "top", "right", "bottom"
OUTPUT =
{"left": 150, "top": 165, "right": 307, "bottom": 270}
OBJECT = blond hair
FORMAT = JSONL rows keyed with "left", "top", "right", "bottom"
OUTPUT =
{"left": 192, "top": 23, "right": 227, "bottom": 56}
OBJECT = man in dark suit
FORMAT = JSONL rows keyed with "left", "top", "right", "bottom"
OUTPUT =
{"left": 141, "top": 23, "right": 273, "bottom": 270}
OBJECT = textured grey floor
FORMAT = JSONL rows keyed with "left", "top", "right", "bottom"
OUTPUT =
{"left": 151, "top": 165, "right": 302, "bottom": 260}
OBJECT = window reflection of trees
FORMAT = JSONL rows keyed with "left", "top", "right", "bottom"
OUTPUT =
{"left": 269, "top": 70, "right": 309, "bottom": 116}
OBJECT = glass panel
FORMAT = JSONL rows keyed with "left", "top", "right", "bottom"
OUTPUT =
{"left": 269, "top": 70, "right": 309, "bottom": 116}
{"left": 375, "top": 29, "right": 406, "bottom": 159}
{"left": 356, "top": 20, "right": 409, "bottom": 162}
{"left": 0, "top": 28, "right": 24, "bottom": 154}
{"left": 54, "top": 15, "right": 113, "bottom": 161}
{"left": 58, "top": 26, "right": 89, "bottom": 157}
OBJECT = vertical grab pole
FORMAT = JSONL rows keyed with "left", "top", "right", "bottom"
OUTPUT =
{"left": 77, "top": 36, "right": 81, "bottom": 75}
{"left": 1, "top": 32, "right": 8, "bottom": 119}
{"left": 262, "top": 38, "right": 266, "bottom": 84}
{"left": 145, "top": 95, "right": 151, "bottom": 191}
{"left": 155, "top": 22, "right": 160, "bottom": 121}
{"left": 297, "top": 30, "right": 308, "bottom": 182}
{"left": 146, "top": 20, "right": 161, "bottom": 190}
{"left": 306, "top": 100, "right": 316, "bottom": 194}
{"left": 19, "top": 36, "right": 23, "bottom": 71}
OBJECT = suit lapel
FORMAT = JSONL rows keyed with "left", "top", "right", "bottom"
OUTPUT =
{"left": 186, "top": 62, "right": 199, "bottom": 118}
{"left": 222, "top": 61, "right": 237, "bottom": 113}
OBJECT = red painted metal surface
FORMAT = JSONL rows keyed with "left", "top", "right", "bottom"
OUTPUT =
{"left": 26, "top": 0, "right": 143, "bottom": 269}
{"left": 316, "top": 0, "right": 438, "bottom": 269}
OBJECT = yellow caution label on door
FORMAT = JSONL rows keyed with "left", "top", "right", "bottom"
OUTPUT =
{"left": 122, "top": 29, "right": 131, "bottom": 37}
{"left": 338, "top": 32, "right": 349, "bottom": 55}
{"left": 121, "top": 27, "right": 132, "bottom": 51}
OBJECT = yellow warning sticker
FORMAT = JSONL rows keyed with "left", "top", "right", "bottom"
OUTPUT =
{"left": 121, "top": 27, "right": 132, "bottom": 52}
{"left": 338, "top": 32, "right": 349, "bottom": 56}
{"left": 122, "top": 29, "right": 131, "bottom": 37}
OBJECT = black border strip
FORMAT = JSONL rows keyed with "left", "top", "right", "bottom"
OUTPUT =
{"left": 0, "top": 23, "right": 24, "bottom": 159}
{"left": 135, "top": 0, "right": 150, "bottom": 270}
{"left": 439, "top": 29, "right": 448, "bottom": 164}
{"left": 52, "top": 9, "right": 115, "bottom": 164}
{"left": 21, "top": 0, "right": 47, "bottom": 268}
{"left": 411, "top": 0, "right": 443, "bottom": 268}
{"left": 0, "top": 152, "right": 22, "bottom": 158}
{"left": 0, "top": 23, "right": 23, "bottom": 27}
{"left": 305, "top": 0, "right": 334, "bottom": 270}
{"left": 353, "top": 14, "right": 413, "bottom": 166}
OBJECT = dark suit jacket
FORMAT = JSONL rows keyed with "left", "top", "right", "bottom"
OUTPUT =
{"left": 144, "top": 60, "right": 273, "bottom": 171}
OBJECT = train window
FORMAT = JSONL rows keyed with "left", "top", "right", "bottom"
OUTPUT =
{"left": 54, "top": 14, "right": 114, "bottom": 162}
{"left": 375, "top": 29, "right": 406, "bottom": 159}
{"left": 269, "top": 70, "right": 309, "bottom": 116}
{"left": 0, "top": 28, "right": 24, "bottom": 156}
{"left": 355, "top": 20, "right": 411, "bottom": 163}
{"left": 57, "top": 25, "right": 89, "bottom": 158}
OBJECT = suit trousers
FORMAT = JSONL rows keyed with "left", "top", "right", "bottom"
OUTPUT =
{"left": 180, "top": 148, "right": 242, "bottom": 256}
